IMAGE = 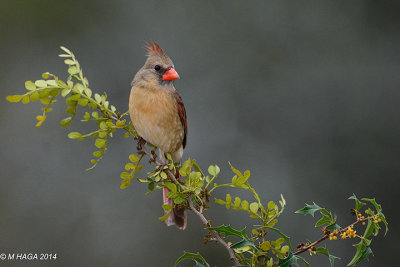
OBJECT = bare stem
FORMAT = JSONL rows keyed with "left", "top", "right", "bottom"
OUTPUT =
{"left": 188, "top": 200, "right": 240, "bottom": 266}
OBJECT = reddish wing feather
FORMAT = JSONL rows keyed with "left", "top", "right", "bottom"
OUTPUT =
{"left": 175, "top": 93, "right": 187, "bottom": 149}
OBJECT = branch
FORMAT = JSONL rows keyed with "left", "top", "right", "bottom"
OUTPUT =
{"left": 188, "top": 200, "right": 240, "bottom": 266}
{"left": 294, "top": 216, "right": 371, "bottom": 256}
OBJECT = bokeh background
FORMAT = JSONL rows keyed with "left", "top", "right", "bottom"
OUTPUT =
{"left": 1, "top": 1, "right": 399, "bottom": 266}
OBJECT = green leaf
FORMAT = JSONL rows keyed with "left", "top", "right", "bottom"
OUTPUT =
{"left": 315, "top": 210, "right": 334, "bottom": 227}
{"left": 125, "top": 163, "right": 135, "bottom": 170}
{"left": 348, "top": 241, "right": 373, "bottom": 266}
{"left": 230, "top": 239, "right": 256, "bottom": 249}
{"left": 64, "top": 59, "right": 75, "bottom": 65}
{"left": 162, "top": 204, "right": 173, "bottom": 211}
{"left": 214, "top": 199, "right": 226, "bottom": 205}
{"left": 78, "top": 98, "right": 88, "bottom": 106}
{"left": 296, "top": 256, "right": 310, "bottom": 267}
{"left": 129, "top": 154, "right": 139, "bottom": 162}
{"left": 60, "top": 46, "right": 72, "bottom": 54}
{"left": 68, "top": 66, "right": 79, "bottom": 75}
{"left": 60, "top": 117, "right": 72, "bottom": 127}
{"left": 120, "top": 172, "right": 131, "bottom": 179}
{"left": 95, "top": 138, "right": 106, "bottom": 148}
{"left": 295, "top": 202, "right": 322, "bottom": 217}
{"left": 6, "top": 95, "right": 23, "bottom": 102}
{"left": 68, "top": 132, "right": 82, "bottom": 139}
{"left": 84, "top": 88, "right": 92, "bottom": 98}
{"left": 94, "top": 93, "right": 102, "bottom": 103}
{"left": 249, "top": 202, "right": 259, "bottom": 214}
{"left": 208, "top": 224, "right": 248, "bottom": 239}
{"left": 61, "top": 88, "right": 71, "bottom": 97}
{"left": 174, "top": 251, "right": 209, "bottom": 267}
{"left": 158, "top": 210, "right": 171, "bottom": 221}
{"left": 120, "top": 179, "right": 130, "bottom": 189}
{"left": 316, "top": 247, "right": 340, "bottom": 267}
{"left": 208, "top": 165, "right": 220, "bottom": 176}
{"left": 34, "top": 80, "right": 47, "bottom": 88}
{"left": 278, "top": 253, "right": 299, "bottom": 267}
{"left": 30, "top": 92, "right": 40, "bottom": 102}
{"left": 25, "top": 81, "right": 36, "bottom": 90}
{"left": 21, "top": 95, "right": 30, "bottom": 104}
{"left": 325, "top": 223, "right": 341, "bottom": 231}
{"left": 264, "top": 226, "right": 292, "bottom": 251}
{"left": 348, "top": 194, "right": 366, "bottom": 211}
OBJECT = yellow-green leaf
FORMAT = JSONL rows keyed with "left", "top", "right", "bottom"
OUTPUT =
{"left": 125, "top": 163, "right": 135, "bottom": 170}
{"left": 21, "top": 95, "right": 30, "bottom": 104}
{"left": 95, "top": 138, "right": 106, "bottom": 148}
{"left": 35, "top": 80, "right": 47, "bottom": 88}
{"left": 129, "top": 154, "right": 139, "bottom": 162}
{"left": 30, "top": 92, "right": 40, "bottom": 102}
{"left": 250, "top": 202, "right": 259, "bottom": 213}
{"left": 120, "top": 179, "right": 130, "bottom": 189}
{"left": 25, "top": 81, "right": 36, "bottom": 90}
{"left": 6, "top": 95, "right": 23, "bottom": 102}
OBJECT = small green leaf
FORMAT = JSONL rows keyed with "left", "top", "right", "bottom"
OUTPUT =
{"left": 68, "top": 132, "right": 82, "bottom": 139}
{"left": 129, "top": 154, "right": 139, "bottom": 162}
{"left": 125, "top": 163, "right": 135, "bottom": 170}
{"left": 120, "top": 179, "right": 130, "bottom": 189}
{"left": 95, "top": 138, "right": 106, "bottom": 148}
{"left": 278, "top": 253, "right": 299, "bottom": 267}
{"left": 78, "top": 98, "right": 88, "bottom": 106}
{"left": 349, "top": 194, "right": 366, "bottom": 211}
{"left": 348, "top": 241, "right": 373, "bottom": 266}
{"left": 249, "top": 202, "right": 259, "bottom": 214}
{"left": 35, "top": 80, "right": 47, "bottom": 88}
{"left": 93, "top": 151, "right": 103, "bottom": 157}
{"left": 6, "top": 95, "right": 23, "bottom": 102}
{"left": 295, "top": 202, "right": 322, "bottom": 217}
{"left": 158, "top": 210, "right": 172, "bottom": 221}
{"left": 68, "top": 66, "right": 79, "bottom": 75}
{"left": 21, "top": 95, "right": 30, "bottom": 104}
{"left": 162, "top": 204, "right": 173, "bottom": 211}
{"left": 316, "top": 247, "right": 340, "bottom": 267}
{"left": 264, "top": 226, "right": 292, "bottom": 251}
{"left": 60, "top": 46, "right": 72, "bottom": 54}
{"left": 61, "top": 88, "right": 71, "bottom": 97}
{"left": 60, "top": 117, "right": 72, "bottom": 127}
{"left": 30, "top": 92, "right": 40, "bottom": 102}
{"left": 64, "top": 59, "right": 75, "bottom": 65}
{"left": 120, "top": 172, "right": 131, "bottom": 179}
{"left": 94, "top": 93, "right": 102, "bottom": 103}
{"left": 174, "top": 252, "right": 210, "bottom": 267}
{"left": 160, "top": 171, "right": 167, "bottom": 179}
{"left": 84, "top": 88, "right": 92, "bottom": 98}
{"left": 25, "top": 81, "right": 36, "bottom": 90}
{"left": 208, "top": 224, "right": 248, "bottom": 239}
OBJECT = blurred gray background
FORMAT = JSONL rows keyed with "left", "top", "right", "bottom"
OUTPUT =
{"left": 0, "top": 1, "right": 399, "bottom": 266}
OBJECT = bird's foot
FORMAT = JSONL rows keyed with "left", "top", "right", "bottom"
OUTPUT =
{"left": 136, "top": 136, "right": 146, "bottom": 151}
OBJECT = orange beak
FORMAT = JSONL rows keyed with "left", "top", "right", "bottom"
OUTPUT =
{"left": 162, "top": 68, "right": 180, "bottom": 81}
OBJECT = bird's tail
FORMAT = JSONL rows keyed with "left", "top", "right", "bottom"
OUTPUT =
{"left": 163, "top": 186, "right": 187, "bottom": 230}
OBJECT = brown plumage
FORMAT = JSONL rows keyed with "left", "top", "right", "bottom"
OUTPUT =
{"left": 129, "top": 41, "right": 187, "bottom": 229}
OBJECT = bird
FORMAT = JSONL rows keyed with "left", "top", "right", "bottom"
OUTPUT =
{"left": 129, "top": 41, "right": 188, "bottom": 230}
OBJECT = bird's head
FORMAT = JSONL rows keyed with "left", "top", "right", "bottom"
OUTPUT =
{"left": 136, "top": 41, "right": 179, "bottom": 86}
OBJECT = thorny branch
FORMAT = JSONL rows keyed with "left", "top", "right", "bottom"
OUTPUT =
{"left": 126, "top": 132, "right": 240, "bottom": 265}
{"left": 294, "top": 216, "right": 371, "bottom": 256}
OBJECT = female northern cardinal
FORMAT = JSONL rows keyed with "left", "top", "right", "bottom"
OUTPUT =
{"left": 129, "top": 42, "right": 188, "bottom": 230}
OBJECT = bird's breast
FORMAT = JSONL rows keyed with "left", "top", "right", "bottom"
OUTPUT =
{"left": 129, "top": 86, "right": 184, "bottom": 153}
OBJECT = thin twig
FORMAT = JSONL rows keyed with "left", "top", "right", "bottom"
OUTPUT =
{"left": 294, "top": 216, "right": 371, "bottom": 255}
{"left": 188, "top": 200, "right": 240, "bottom": 265}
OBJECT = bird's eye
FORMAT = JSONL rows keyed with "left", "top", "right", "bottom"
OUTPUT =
{"left": 154, "top": 65, "right": 161, "bottom": 71}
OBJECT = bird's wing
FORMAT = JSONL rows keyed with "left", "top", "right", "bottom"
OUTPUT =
{"left": 174, "top": 93, "right": 187, "bottom": 149}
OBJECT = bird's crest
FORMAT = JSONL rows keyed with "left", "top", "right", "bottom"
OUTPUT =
{"left": 145, "top": 41, "right": 165, "bottom": 57}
